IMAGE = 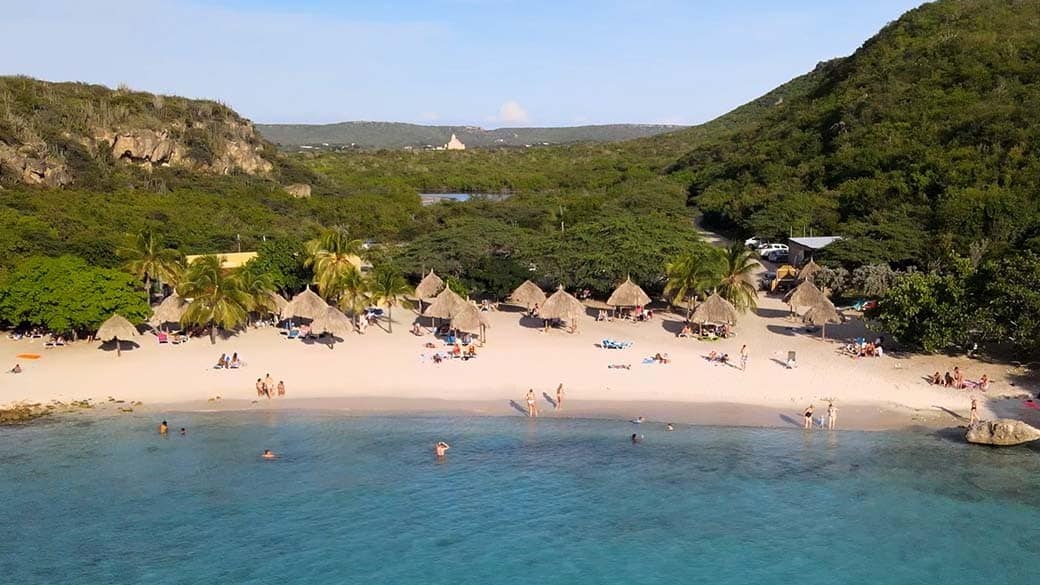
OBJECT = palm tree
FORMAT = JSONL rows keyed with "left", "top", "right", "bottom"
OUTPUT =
{"left": 336, "top": 266, "right": 369, "bottom": 326}
{"left": 664, "top": 251, "right": 719, "bottom": 318}
{"left": 179, "top": 255, "right": 251, "bottom": 343}
{"left": 119, "top": 231, "right": 182, "bottom": 299}
{"left": 305, "top": 228, "right": 365, "bottom": 300}
{"left": 714, "top": 243, "right": 760, "bottom": 312}
{"left": 368, "top": 266, "right": 413, "bottom": 333}
{"left": 234, "top": 268, "right": 277, "bottom": 324}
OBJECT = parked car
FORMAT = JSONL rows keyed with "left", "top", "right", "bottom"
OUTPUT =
{"left": 757, "top": 243, "right": 789, "bottom": 257}
{"left": 745, "top": 236, "right": 763, "bottom": 249}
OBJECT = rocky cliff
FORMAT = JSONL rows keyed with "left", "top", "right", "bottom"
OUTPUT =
{"left": 0, "top": 76, "right": 276, "bottom": 188}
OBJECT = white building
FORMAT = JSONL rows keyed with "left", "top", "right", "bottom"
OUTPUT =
{"left": 445, "top": 133, "right": 466, "bottom": 150}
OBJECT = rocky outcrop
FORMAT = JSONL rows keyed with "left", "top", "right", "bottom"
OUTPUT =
{"left": 965, "top": 419, "right": 1040, "bottom": 446}
{"left": 0, "top": 143, "right": 72, "bottom": 187}
{"left": 109, "top": 130, "right": 183, "bottom": 165}
{"left": 285, "top": 183, "right": 311, "bottom": 198}
{"left": 215, "top": 136, "right": 272, "bottom": 175}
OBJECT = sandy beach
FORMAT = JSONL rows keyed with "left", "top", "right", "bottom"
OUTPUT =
{"left": 3, "top": 290, "right": 1034, "bottom": 431}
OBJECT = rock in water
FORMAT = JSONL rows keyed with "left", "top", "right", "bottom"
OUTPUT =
{"left": 965, "top": 419, "right": 1040, "bottom": 446}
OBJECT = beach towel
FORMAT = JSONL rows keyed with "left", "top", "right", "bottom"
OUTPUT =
{"left": 1024, "top": 400, "right": 1039, "bottom": 410}
{"left": 16, "top": 354, "right": 40, "bottom": 360}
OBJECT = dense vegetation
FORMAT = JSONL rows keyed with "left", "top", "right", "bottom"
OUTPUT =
{"left": 0, "top": 0, "right": 1038, "bottom": 358}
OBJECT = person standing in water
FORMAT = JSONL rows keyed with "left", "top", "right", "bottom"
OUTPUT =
{"left": 803, "top": 405, "right": 814, "bottom": 429}
{"left": 739, "top": 345, "right": 749, "bottom": 371}
{"left": 555, "top": 384, "right": 564, "bottom": 411}
{"left": 158, "top": 420, "right": 169, "bottom": 436}
{"left": 277, "top": 381, "right": 286, "bottom": 397}
{"left": 525, "top": 389, "right": 538, "bottom": 417}
{"left": 826, "top": 402, "right": 838, "bottom": 430}
{"left": 969, "top": 397, "right": 979, "bottom": 425}
{"left": 435, "top": 441, "right": 450, "bottom": 459}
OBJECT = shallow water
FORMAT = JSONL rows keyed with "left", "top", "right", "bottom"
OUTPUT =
{"left": 1, "top": 413, "right": 1037, "bottom": 584}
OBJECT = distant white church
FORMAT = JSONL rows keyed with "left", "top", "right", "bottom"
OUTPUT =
{"left": 445, "top": 133, "right": 466, "bottom": 150}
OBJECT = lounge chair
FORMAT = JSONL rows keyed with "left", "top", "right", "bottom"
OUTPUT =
{"left": 157, "top": 332, "right": 169, "bottom": 344}
{"left": 287, "top": 328, "right": 300, "bottom": 340}
{"left": 602, "top": 339, "right": 632, "bottom": 350}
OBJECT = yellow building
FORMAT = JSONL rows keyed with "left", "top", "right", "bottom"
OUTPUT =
{"left": 184, "top": 251, "right": 370, "bottom": 271}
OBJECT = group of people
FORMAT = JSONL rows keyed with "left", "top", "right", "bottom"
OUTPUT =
{"left": 523, "top": 384, "right": 565, "bottom": 417}
{"left": 928, "top": 367, "right": 989, "bottom": 391}
{"left": 846, "top": 336, "right": 884, "bottom": 358}
{"left": 802, "top": 402, "right": 839, "bottom": 430}
{"left": 255, "top": 374, "right": 286, "bottom": 399}
{"left": 214, "top": 352, "right": 242, "bottom": 369}
{"left": 157, "top": 420, "right": 187, "bottom": 437}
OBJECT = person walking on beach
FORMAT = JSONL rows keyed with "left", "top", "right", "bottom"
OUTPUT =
{"left": 525, "top": 389, "right": 538, "bottom": 418}
{"left": 739, "top": 345, "right": 749, "bottom": 371}
{"left": 827, "top": 402, "right": 838, "bottom": 430}
{"left": 435, "top": 441, "right": 450, "bottom": 459}
{"left": 969, "top": 397, "right": 979, "bottom": 425}
{"left": 803, "top": 405, "right": 814, "bottom": 429}
{"left": 555, "top": 384, "right": 564, "bottom": 411}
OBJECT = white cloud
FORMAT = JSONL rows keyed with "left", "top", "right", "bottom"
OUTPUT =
{"left": 496, "top": 100, "right": 529, "bottom": 125}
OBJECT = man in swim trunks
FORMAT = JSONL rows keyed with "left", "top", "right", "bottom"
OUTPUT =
{"left": 555, "top": 384, "right": 564, "bottom": 411}
{"left": 435, "top": 441, "right": 450, "bottom": 458}
{"left": 159, "top": 420, "right": 168, "bottom": 435}
{"left": 827, "top": 402, "right": 838, "bottom": 430}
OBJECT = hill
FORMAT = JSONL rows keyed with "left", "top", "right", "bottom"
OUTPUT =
{"left": 0, "top": 76, "right": 295, "bottom": 188}
{"left": 668, "top": 0, "right": 1040, "bottom": 265}
{"left": 256, "top": 121, "right": 685, "bottom": 149}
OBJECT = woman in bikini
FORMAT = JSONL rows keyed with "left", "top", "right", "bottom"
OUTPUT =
{"left": 525, "top": 389, "right": 538, "bottom": 418}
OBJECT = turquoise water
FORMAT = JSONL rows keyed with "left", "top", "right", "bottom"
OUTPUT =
{"left": 1, "top": 413, "right": 1038, "bottom": 584}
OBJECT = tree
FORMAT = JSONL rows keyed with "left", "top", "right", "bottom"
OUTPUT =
{"left": 852, "top": 264, "right": 898, "bottom": 297}
{"left": 118, "top": 231, "right": 182, "bottom": 299}
{"left": 713, "top": 243, "right": 759, "bottom": 312}
{"left": 0, "top": 256, "right": 149, "bottom": 335}
{"left": 246, "top": 238, "right": 310, "bottom": 294}
{"left": 179, "top": 255, "right": 251, "bottom": 343}
{"left": 305, "top": 228, "right": 364, "bottom": 300}
{"left": 368, "top": 266, "right": 412, "bottom": 333}
{"left": 234, "top": 267, "right": 277, "bottom": 323}
{"left": 664, "top": 250, "right": 717, "bottom": 318}
{"left": 870, "top": 262, "right": 971, "bottom": 352}
{"left": 336, "top": 266, "right": 369, "bottom": 322}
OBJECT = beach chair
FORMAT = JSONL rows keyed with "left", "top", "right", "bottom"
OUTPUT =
{"left": 157, "top": 332, "right": 169, "bottom": 344}
{"left": 786, "top": 351, "right": 797, "bottom": 369}
{"left": 287, "top": 328, "right": 300, "bottom": 340}
{"left": 445, "top": 335, "right": 457, "bottom": 345}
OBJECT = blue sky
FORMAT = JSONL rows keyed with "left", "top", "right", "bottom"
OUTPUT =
{"left": 0, "top": 0, "right": 926, "bottom": 126}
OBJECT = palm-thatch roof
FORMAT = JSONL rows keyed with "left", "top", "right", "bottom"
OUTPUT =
{"left": 96, "top": 314, "right": 139, "bottom": 341}
{"left": 148, "top": 293, "right": 188, "bottom": 327}
{"left": 286, "top": 286, "right": 329, "bottom": 320}
{"left": 268, "top": 292, "right": 290, "bottom": 317}
{"left": 784, "top": 280, "right": 830, "bottom": 312}
{"left": 414, "top": 270, "right": 445, "bottom": 300}
{"left": 607, "top": 277, "right": 651, "bottom": 307}
{"left": 310, "top": 306, "right": 354, "bottom": 338}
{"left": 508, "top": 280, "right": 547, "bottom": 309}
{"left": 797, "top": 260, "right": 823, "bottom": 283}
{"left": 802, "top": 304, "right": 842, "bottom": 326}
{"left": 451, "top": 302, "right": 491, "bottom": 334}
{"left": 690, "top": 292, "right": 739, "bottom": 325}
{"left": 540, "top": 287, "right": 585, "bottom": 321}
{"left": 424, "top": 288, "right": 466, "bottom": 319}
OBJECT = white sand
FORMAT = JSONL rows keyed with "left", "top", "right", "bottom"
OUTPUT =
{"left": 3, "top": 291, "right": 1032, "bottom": 430}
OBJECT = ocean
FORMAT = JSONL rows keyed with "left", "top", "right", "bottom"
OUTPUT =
{"left": 1, "top": 412, "right": 1037, "bottom": 584}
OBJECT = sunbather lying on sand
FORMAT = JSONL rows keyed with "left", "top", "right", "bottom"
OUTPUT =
{"left": 608, "top": 364, "right": 632, "bottom": 370}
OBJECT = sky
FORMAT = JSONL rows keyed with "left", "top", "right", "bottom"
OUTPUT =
{"left": 0, "top": 0, "right": 926, "bottom": 127}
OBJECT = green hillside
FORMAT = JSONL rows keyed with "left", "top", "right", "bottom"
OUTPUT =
{"left": 257, "top": 122, "right": 684, "bottom": 149}
{"left": 671, "top": 0, "right": 1040, "bottom": 266}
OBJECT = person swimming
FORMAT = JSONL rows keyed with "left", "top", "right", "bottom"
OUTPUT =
{"left": 179, "top": 428, "right": 187, "bottom": 436}
{"left": 666, "top": 423, "right": 675, "bottom": 431}
{"left": 435, "top": 441, "right": 450, "bottom": 458}
{"left": 631, "top": 416, "right": 644, "bottom": 424}
{"left": 631, "top": 433, "right": 643, "bottom": 444}
{"left": 262, "top": 449, "right": 277, "bottom": 460}
{"left": 158, "top": 420, "right": 168, "bottom": 435}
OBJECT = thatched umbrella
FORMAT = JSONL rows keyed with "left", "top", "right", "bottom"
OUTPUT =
{"left": 268, "top": 293, "right": 289, "bottom": 319}
{"left": 802, "top": 303, "right": 842, "bottom": 339}
{"left": 540, "top": 286, "right": 585, "bottom": 331}
{"left": 96, "top": 313, "right": 139, "bottom": 357}
{"left": 309, "top": 306, "right": 354, "bottom": 346}
{"left": 148, "top": 293, "right": 188, "bottom": 329}
{"left": 508, "top": 280, "right": 547, "bottom": 310}
{"left": 286, "top": 286, "right": 329, "bottom": 320}
{"left": 414, "top": 270, "right": 445, "bottom": 314}
{"left": 424, "top": 288, "right": 466, "bottom": 320}
{"left": 690, "top": 292, "right": 738, "bottom": 325}
{"left": 797, "top": 260, "right": 823, "bottom": 283}
{"left": 607, "top": 277, "right": 651, "bottom": 308}
{"left": 784, "top": 280, "right": 829, "bottom": 312}
{"left": 451, "top": 302, "right": 491, "bottom": 343}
